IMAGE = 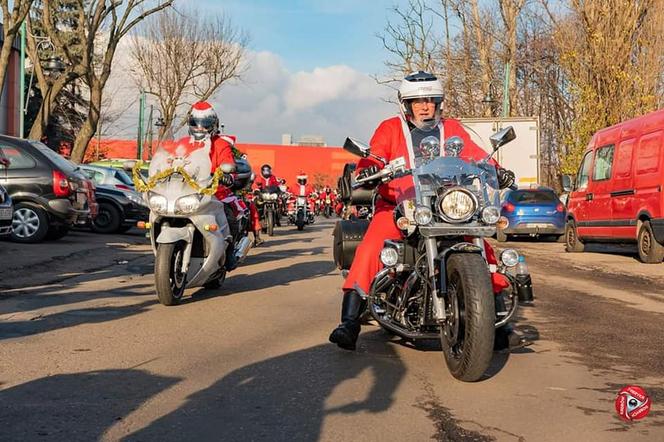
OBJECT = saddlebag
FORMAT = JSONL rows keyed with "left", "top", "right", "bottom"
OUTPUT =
{"left": 333, "top": 219, "right": 370, "bottom": 270}
{"left": 340, "top": 162, "right": 374, "bottom": 206}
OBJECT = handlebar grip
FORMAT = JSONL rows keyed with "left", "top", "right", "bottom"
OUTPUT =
{"left": 509, "top": 183, "right": 518, "bottom": 191}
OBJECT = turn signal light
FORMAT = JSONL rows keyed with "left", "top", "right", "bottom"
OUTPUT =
{"left": 136, "top": 221, "right": 151, "bottom": 229}
{"left": 204, "top": 224, "right": 219, "bottom": 232}
{"left": 556, "top": 203, "right": 565, "bottom": 212}
{"left": 496, "top": 216, "right": 509, "bottom": 230}
{"left": 396, "top": 216, "right": 410, "bottom": 230}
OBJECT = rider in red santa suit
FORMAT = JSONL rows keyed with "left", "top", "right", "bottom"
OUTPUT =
{"left": 329, "top": 71, "right": 516, "bottom": 351}
{"left": 187, "top": 101, "right": 239, "bottom": 269}
{"left": 256, "top": 164, "right": 280, "bottom": 189}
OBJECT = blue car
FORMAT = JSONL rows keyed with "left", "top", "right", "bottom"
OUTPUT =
{"left": 497, "top": 187, "right": 566, "bottom": 242}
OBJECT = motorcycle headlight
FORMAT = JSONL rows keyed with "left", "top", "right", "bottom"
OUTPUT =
{"left": 500, "top": 249, "right": 519, "bottom": 267}
{"left": 297, "top": 197, "right": 307, "bottom": 205}
{"left": 414, "top": 205, "right": 433, "bottom": 225}
{"left": 270, "top": 194, "right": 279, "bottom": 201}
{"left": 148, "top": 192, "right": 168, "bottom": 213}
{"left": 481, "top": 206, "right": 500, "bottom": 224}
{"left": 438, "top": 189, "right": 477, "bottom": 223}
{"left": 262, "top": 193, "right": 271, "bottom": 200}
{"left": 380, "top": 247, "right": 399, "bottom": 267}
{"left": 175, "top": 194, "right": 201, "bottom": 214}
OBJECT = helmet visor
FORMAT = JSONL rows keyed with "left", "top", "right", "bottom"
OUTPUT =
{"left": 188, "top": 115, "right": 216, "bottom": 131}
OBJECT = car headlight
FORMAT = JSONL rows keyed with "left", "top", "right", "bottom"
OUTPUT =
{"left": 148, "top": 192, "right": 168, "bottom": 213}
{"left": 126, "top": 193, "right": 146, "bottom": 206}
{"left": 175, "top": 194, "right": 201, "bottom": 214}
{"left": 380, "top": 247, "right": 399, "bottom": 267}
{"left": 439, "top": 189, "right": 477, "bottom": 223}
{"left": 500, "top": 249, "right": 519, "bottom": 267}
{"left": 414, "top": 205, "right": 433, "bottom": 225}
{"left": 481, "top": 206, "right": 500, "bottom": 224}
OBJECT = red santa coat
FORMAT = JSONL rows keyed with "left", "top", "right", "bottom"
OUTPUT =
{"left": 209, "top": 135, "right": 236, "bottom": 200}
{"left": 343, "top": 116, "right": 506, "bottom": 294}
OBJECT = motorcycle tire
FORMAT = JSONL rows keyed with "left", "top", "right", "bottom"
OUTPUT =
{"left": 440, "top": 253, "right": 495, "bottom": 382}
{"left": 267, "top": 210, "right": 274, "bottom": 236}
{"left": 296, "top": 211, "right": 305, "bottom": 231}
{"left": 155, "top": 241, "right": 187, "bottom": 306}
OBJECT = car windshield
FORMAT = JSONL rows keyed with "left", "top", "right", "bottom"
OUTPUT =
{"left": 114, "top": 169, "right": 134, "bottom": 186}
{"left": 30, "top": 141, "right": 77, "bottom": 173}
{"left": 510, "top": 190, "right": 557, "bottom": 203}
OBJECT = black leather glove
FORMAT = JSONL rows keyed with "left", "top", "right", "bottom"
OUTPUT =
{"left": 356, "top": 165, "right": 381, "bottom": 188}
{"left": 497, "top": 167, "right": 515, "bottom": 189}
{"left": 220, "top": 173, "right": 234, "bottom": 187}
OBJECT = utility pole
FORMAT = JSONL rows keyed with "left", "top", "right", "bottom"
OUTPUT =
{"left": 145, "top": 105, "right": 154, "bottom": 160}
{"left": 502, "top": 62, "right": 511, "bottom": 118}
{"left": 19, "top": 21, "right": 26, "bottom": 137}
{"left": 137, "top": 90, "right": 145, "bottom": 160}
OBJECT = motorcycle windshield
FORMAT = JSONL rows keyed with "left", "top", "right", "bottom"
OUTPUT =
{"left": 148, "top": 137, "right": 214, "bottom": 201}
{"left": 400, "top": 156, "right": 500, "bottom": 210}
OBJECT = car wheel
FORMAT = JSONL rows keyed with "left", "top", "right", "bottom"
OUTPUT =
{"left": 11, "top": 203, "right": 49, "bottom": 243}
{"left": 637, "top": 221, "right": 664, "bottom": 264}
{"left": 46, "top": 224, "right": 70, "bottom": 241}
{"left": 564, "top": 220, "right": 584, "bottom": 252}
{"left": 91, "top": 202, "right": 122, "bottom": 234}
{"left": 496, "top": 229, "right": 508, "bottom": 242}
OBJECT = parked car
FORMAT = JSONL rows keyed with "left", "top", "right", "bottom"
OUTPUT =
{"left": 563, "top": 108, "right": 664, "bottom": 263}
{"left": 79, "top": 164, "right": 136, "bottom": 191}
{"left": 90, "top": 184, "right": 149, "bottom": 234}
{"left": 497, "top": 187, "right": 566, "bottom": 242}
{"left": 0, "top": 182, "right": 12, "bottom": 238}
{"left": 0, "top": 136, "right": 91, "bottom": 243}
{"left": 89, "top": 158, "right": 149, "bottom": 180}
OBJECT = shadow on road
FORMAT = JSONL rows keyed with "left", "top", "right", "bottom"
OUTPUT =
{"left": 242, "top": 246, "right": 328, "bottom": 266}
{"left": 125, "top": 333, "right": 406, "bottom": 442}
{"left": 0, "top": 368, "right": 181, "bottom": 442}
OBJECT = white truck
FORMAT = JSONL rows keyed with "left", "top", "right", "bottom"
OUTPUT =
{"left": 460, "top": 117, "right": 540, "bottom": 188}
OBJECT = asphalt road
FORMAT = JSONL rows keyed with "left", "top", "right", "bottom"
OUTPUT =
{"left": 0, "top": 222, "right": 663, "bottom": 441}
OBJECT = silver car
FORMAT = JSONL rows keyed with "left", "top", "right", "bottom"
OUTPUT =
{"left": 79, "top": 164, "right": 135, "bottom": 191}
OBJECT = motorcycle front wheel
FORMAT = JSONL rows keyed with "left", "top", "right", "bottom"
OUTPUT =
{"left": 267, "top": 210, "right": 275, "bottom": 236}
{"left": 155, "top": 241, "right": 187, "bottom": 306}
{"left": 296, "top": 211, "right": 305, "bottom": 231}
{"left": 440, "top": 253, "right": 495, "bottom": 382}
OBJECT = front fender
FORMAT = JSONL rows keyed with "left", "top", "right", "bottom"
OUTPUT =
{"left": 156, "top": 226, "right": 193, "bottom": 244}
{"left": 436, "top": 242, "right": 484, "bottom": 295}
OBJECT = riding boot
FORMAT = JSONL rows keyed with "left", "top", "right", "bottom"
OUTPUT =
{"left": 224, "top": 240, "right": 238, "bottom": 271}
{"left": 329, "top": 290, "right": 367, "bottom": 351}
{"left": 253, "top": 230, "right": 264, "bottom": 247}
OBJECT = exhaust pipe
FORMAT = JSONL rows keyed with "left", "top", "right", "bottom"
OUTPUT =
{"left": 234, "top": 236, "right": 253, "bottom": 263}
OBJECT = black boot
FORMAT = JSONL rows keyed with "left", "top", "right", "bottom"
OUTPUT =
{"left": 329, "top": 290, "right": 366, "bottom": 351}
{"left": 225, "top": 241, "right": 238, "bottom": 271}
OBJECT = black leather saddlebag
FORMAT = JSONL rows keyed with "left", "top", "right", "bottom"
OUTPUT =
{"left": 333, "top": 219, "right": 370, "bottom": 270}
{"left": 339, "top": 162, "right": 374, "bottom": 206}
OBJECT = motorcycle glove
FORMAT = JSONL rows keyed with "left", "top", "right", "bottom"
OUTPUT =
{"left": 357, "top": 165, "right": 381, "bottom": 187}
{"left": 497, "top": 167, "right": 516, "bottom": 189}
{"left": 220, "top": 173, "right": 234, "bottom": 187}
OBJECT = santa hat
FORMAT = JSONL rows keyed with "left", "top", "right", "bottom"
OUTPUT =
{"left": 191, "top": 101, "right": 216, "bottom": 118}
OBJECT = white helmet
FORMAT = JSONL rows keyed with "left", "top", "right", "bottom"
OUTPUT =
{"left": 398, "top": 71, "right": 444, "bottom": 130}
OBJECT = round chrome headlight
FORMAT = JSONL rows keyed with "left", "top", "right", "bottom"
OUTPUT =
{"left": 148, "top": 192, "right": 168, "bottom": 213}
{"left": 481, "top": 206, "right": 500, "bottom": 224}
{"left": 175, "top": 194, "right": 201, "bottom": 214}
{"left": 414, "top": 205, "right": 433, "bottom": 225}
{"left": 380, "top": 247, "right": 399, "bottom": 267}
{"left": 500, "top": 249, "right": 520, "bottom": 267}
{"left": 439, "top": 189, "right": 476, "bottom": 223}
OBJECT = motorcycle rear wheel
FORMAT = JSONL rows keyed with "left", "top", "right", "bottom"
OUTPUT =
{"left": 440, "top": 253, "right": 495, "bottom": 382}
{"left": 155, "top": 241, "right": 187, "bottom": 306}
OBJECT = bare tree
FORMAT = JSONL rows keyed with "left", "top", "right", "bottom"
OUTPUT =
{"left": 129, "top": 7, "right": 247, "bottom": 138}
{"left": 0, "top": 0, "right": 34, "bottom": 106}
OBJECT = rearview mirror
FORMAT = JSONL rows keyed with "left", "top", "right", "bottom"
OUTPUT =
{"left": 122, "top": 160, "right": 137, "bottom": 171}
{"left": 343, "top": 137, "right": 371, "bottom": 158}
{"left": 561, "top": 174, "right": 573, "bottom": 192}
{"left": 489, "top": 126, "right": 516, "bottom": 150}
{"left": 220, "top": 163, "right": 236, "bottom": 174}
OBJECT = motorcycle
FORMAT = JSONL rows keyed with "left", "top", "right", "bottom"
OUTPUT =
{"left": 338, "top": 127, "right": 525, "bottom": 381}
{"left": 288, "top": 192, "right": 314, "bottom": 230}
{"left": 133, "top": 140, "right": 253, "bottom": 306}
{"left": 254, "top": 185, "right": 280, "bottom": 236}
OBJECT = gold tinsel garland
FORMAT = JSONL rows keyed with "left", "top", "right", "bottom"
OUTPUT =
{"left": 132, "top": 161, "right": 223, "bottom": 196}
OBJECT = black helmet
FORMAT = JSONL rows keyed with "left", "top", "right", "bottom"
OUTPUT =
{"left": 261, "top": 164, "right": 272, "bottom": 178}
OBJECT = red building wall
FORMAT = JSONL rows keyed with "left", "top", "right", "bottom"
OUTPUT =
{"left": 87, "top": 140, "right": 357, "bottom": 188}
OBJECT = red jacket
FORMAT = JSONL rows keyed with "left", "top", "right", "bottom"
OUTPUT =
{"left": 295, "top": 183, "right": 314, "bottom": 197}
{"left": 358, "top": 116, "right": 494, "bottom": 206}
{"left": 255, "top": 175, "right": 280, "bottom": 190}
{"left": 209, "top": 135, "right": 236, "bottom": 200}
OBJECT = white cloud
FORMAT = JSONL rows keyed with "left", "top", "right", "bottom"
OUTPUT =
{"left": 104, "top": 46, "right": 398, "bottom": 146}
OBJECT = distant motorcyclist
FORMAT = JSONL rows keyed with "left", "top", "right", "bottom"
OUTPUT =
{"left": 329, "top": 71, "right": 516, "bottom": 351}
{"left": 256, "top": 164, "right": 280, "bottom": 189}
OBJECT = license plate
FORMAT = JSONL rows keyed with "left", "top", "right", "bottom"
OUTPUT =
{"left": 526, "top": 223, "right": 550, "bottom": 228}
{"left": 0, "top": 207, "right": 12, "bottom": 220}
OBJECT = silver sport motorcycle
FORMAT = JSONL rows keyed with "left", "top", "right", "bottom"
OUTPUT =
{"left": 342, "top": 127, "right": 525, "bottom": 381}
{"left": 133, "top": 140, "right": 252, "bottom": 306}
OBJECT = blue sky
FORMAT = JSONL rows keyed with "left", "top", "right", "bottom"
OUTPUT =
{"left": 195, "top": 0, "right": 405, "bottom": 73}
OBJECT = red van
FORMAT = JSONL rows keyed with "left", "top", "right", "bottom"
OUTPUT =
{"left": 563, "top": 108, "right": 664, "bottom": 263}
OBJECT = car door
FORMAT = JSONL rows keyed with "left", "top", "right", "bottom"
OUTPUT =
{"left": 569, "top": 150, "right": 594, "bottom": 236}
{"left": 584, "top": 144, "right": 615, "bottom": 237}
{"left": 610, "top": 138, "right": 637, "bottom": 238}
{"left": 0, "top": 143, "right": 45, "bottom": 199}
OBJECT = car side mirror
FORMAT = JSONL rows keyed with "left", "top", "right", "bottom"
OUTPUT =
{"left": 343, "top": 137, "right": 371, "bottom": 158}
{"left": 561, "top": 174, "right": 573, "bottom": 192}
{"left": 489, "top": 126, "right": 516, "bottom": 151}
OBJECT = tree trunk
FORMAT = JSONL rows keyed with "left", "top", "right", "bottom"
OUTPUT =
{"left": 0, "top": 39, "right": 15, "bottom": 105}
{"left": 27, "top": 74, "right": 72, "bottom": 140}
{"left": 71, "top": 81, "right": 102, "bottom": 163}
